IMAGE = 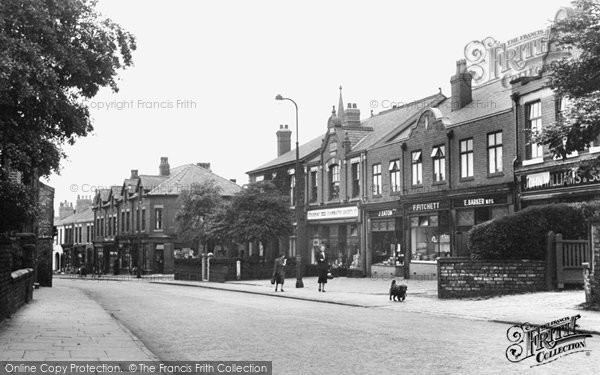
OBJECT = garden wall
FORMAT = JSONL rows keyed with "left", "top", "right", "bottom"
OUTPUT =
{"left": 0, "top": 238, "right": 35, "bottom": 321}
{"left": 438, "top": 257, "right": 546, "bottom": 299}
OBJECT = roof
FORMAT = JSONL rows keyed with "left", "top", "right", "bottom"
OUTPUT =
{"left": 147, "top": 164, "right": 242, "bottom": 196}
{"left": 352, "top": 93, "right": 446, "bottom": 153}
{"left": 139, "top": 175, "right": 168, "bottom": 190}
{"left": 439, "top": 80, "right": 512, "bottom": 126}
{"left": 55, "top": 206, "right": 94, "bottom": 226}
{"left": 248, "top": 134, "right": 324, "bottom": 174}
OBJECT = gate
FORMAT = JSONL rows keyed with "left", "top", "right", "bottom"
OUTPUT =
{"left": 553, "top": 233, "right": 592, "bottom": 289}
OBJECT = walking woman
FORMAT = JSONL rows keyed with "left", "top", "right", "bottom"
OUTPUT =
{"left": 317, "top": 245, "right": 328, "bottom": 292}
{"left": 273, "top": 253, "right": 287, "bottom": 292}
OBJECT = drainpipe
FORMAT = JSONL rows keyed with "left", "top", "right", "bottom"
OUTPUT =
{"left": 446, "top": 130, "right": 454, "bottom": 255}
{"left": 511, "top": 93, "right": 521, "bottom": 212}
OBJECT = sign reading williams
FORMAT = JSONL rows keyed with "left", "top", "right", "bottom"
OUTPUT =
{"left": 505, "top": 315, "right": 592, "bottom": 367}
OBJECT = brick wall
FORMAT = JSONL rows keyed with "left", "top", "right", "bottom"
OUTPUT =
{"left": 0, "top": 237, "right": 35, "bottom": 322}
{"left": 174, "top": 258, "right": 319, "bottom": 282}
{"left": 438, "top": 257, "right": 546, "bottom": 299}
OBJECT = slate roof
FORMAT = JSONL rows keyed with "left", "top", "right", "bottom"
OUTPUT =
{"left": 351, "top": 93, "right": 446, "bottom": 153}
{"left": 439, "top": 80, "right": 512, "bottom": 126}
{"left": 147, "top": 164, "right": 241, "bottom": 196}
{"left": 55, "top": 206, "right": 94, "bottom": 226}
{"left": 248, "top": 134, "right": 324, "bottom": 174}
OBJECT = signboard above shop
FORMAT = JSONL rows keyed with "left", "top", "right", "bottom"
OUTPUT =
{"left": 453, "top": 194, "right": 507, "bottom": 208}
{"left": 307, "top": 206, "right": 359, "bottom": 221}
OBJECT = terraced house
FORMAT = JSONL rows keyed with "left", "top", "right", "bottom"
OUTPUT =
{"left": 92, "top": 158, "right": 241, "bottom": 275}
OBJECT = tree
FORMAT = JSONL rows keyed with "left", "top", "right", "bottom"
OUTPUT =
{"left": 538, "top": 0, "right": 600, "bottom": 159}
{"left": 175, "top": 180, "right": 226, "bottom": 254}
{"left": 228, "top": 181, "right": 293, "bottom": 256}
{"left": 0, "top": 0, "right": 136, "bottom": 232}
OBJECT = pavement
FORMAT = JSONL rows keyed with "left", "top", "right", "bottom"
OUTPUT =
{"left": 1, "top": 274, "right": 599, "bottom": 362}
{"left": 154, "top": 276, "right": 600, "bottom": 335}
{"left": 0, "top": 284, "right": 158, "bottom": 361}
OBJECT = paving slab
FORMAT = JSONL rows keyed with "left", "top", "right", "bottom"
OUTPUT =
{"left": 0, "top": 283, "right": 158, "bottom": 361}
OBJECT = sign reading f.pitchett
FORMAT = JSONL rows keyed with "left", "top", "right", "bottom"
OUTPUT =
{"left": 307, "top": 206, "right": 359, "bottom": 221}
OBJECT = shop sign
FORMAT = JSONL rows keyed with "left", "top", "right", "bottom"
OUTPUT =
{"left": 410, "top": 201, "right": 444, "bottom": 212}
{"left": 454, "top": 194, "right": 507, "bottom": 208}
{"left": 307, "top": 206, "right": 359, "bottom": 221}
{"left": 369, "top": 208, "right": 398, "bottom": 218}
{"left": 524, "top": 169, "right": 600, "bottom": 191}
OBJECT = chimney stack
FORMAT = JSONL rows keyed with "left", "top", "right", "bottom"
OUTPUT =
{"left": 344, "top": 103, "right": 361, "bottom": 127}
{"left": 450, "top": 59, "right": 473, "bottom": 111}
{"left": 59, "top": 200, "right": 75, "bottom": 219}
{"left": 197, "top": 162, "right": 211, "bottom": 171}
{"left": 75, "top": 195, "right": 93, "bottom": 213}
{"left": 130, "top": 169, "right": 138, "bottom": 179}
{"left": 276, "top": 124, "right": 292, "bottom": 157}
{"left": 159, "top": 157, "right": 170, "bottom": 176}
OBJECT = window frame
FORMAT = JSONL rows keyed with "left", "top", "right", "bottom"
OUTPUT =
{"left": 459, "top": 139, "right": 474, "bottom": 179}
{"left": 389, "top": 159, "right": 401, "bottom": 192}
{"left": 372, "top": 163, "right": 382, "bottom": 196}
{"left": 329, "top": 164, "right": 340, "bottom": 200}
{"left": 487, "top": 131, "right": 503, "bottom": 175}
{"left": 431, "top": 145, "right": 446, "bottom": 183}
{"left": 525, "top": 101, "right": 543, "bottom": 160}
{"left": 411, "top": 151, "right": 423, "bottom": 186}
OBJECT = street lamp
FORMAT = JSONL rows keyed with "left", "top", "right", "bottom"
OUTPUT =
{"left": 275, "top": 94, "right": 304, "bottom": 288}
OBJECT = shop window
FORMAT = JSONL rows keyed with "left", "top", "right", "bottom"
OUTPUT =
{"left": 460, "top": 139, "right": 474, "bottom": 178}
{"left": 372, "top": 164, "right": 382, "bottom": 195}
{"left": 351, "top": 163, "right": 360, "bottom": 198}
{"left": 389, "top": 160, "right": 401, "bottom": 192}
{"left": 525, "top": 101, "right": 543, "bottom": 159}
{"left": 491, "top": 206, "right": 509, "bottom": 220}
{"left": 431, "top": 145, "right": 446, "bottom": 182}
{"left": 410, "top": 213, "right": 450, "bottom": 261}
{"left": 474, "top": 207, "right": 491, "bottom": 224}
{"left": 412, "top": 151, "right": 422, "bottom": 185}
{"left": 488, "top": 131, "right": 503, "bottom": 174}
{"left": 329, "top": 164, "right": 340, "bottom": 200}
{"left": 309, "top": 170, "right": 318, "bottom": 203}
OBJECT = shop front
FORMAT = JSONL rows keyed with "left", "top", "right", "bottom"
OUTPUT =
{"left": 306, "top": 205, "right": 361, "bottom": 275}
{"left": 405, "top": 200, "right": 451, "bottom": 277}
{"left": 519, "top": 168, "right": 600, "bottom": 208}
{"left": 366, "top": 207, "right": 404, "bottom": 277}
{"left": 452, "top": 192, "right": 512, "bottom": 256}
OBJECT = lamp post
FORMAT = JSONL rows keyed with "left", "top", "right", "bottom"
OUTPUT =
{"left": 275, "top": 94, "right": 304, "bottom": 288}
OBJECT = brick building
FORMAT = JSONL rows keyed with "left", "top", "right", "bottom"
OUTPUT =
{"left": 92, "top": 158, "right": 241, "bottom": 275}
{"left": 54, "top": 196, "right": 94, "bottom": 273}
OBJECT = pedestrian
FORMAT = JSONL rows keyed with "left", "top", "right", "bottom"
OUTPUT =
{"left": 273, "top": 253, "right": 287, "bottom": 292}
{"left": 317, "top": 245, "right": 328, "bottom": 292}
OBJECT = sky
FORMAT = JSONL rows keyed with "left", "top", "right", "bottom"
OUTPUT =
{"left": 46, "top": 0, "right": 571, "bottom": 210}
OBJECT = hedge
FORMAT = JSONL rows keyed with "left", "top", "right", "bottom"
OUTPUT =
{"left": 468, "top": 203, "right": 599, "bottom": 260}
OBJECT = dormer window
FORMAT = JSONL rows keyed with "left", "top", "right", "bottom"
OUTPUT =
{"left": 329, "top": 142, "right": 337, "bottom": 156}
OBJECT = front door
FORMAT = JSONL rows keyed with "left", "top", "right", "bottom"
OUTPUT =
{"left": 155, "top": 249, "right": 164, "bottom": 273}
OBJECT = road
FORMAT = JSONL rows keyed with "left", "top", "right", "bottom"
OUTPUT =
{"left": 61, "top": 280, "right": 597, "bottom": 375}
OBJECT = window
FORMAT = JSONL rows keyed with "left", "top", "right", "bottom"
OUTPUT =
{"left": 113, "top": 215, "right": 117, "bottom": 235}
{"left": 411, "top": 151, "right": 422, "bottom": 185}
{"left": 525, "top": 101, "right": 543, "bottom": 159}
{"left": 141, "top": 209, "right": 146, "bottom": 231}
{"left": 460, "top": 139, "right": 474, "bottom": 179}
{"left": 121, "top": 212, "right": 125, "bottom": 232}
{"left": 86, "top": 225, "right": 90, "bottom": 243}
{"left": 107, "top": 217, "right": 112, "bottom": 236}
{"left": 431, "top": 146, "right": 446, "bottom": 182}
{"left": 290, "top": 174, "right": 296, "bottom": 206}
{"left": 136, "top": 208, "right": 140, "bottom": 232}
{"left": 488, "top": 131, "right": 503, "bottom": 174}
{"left": 372, "top": 164, "right": 382, "bottom": 195}
{"left": 351, "top": 162, "right": 360, "bottom": 198}
{"left": 100, "top": 218, "right": 104, "bottom": 237}
{"left": 155, "top": 208, "right": 163, "bottom": 230}
{"left": 309, "top": 170, "right": 318, "bottom": 203}
{"left": 389, "top": 160, "right": 401, "bottom": 192}
{"left": 329, "top": 164, "right": 340, "bottom": 200}
{"left": 126, "top": 211, "right": 130, "bottom": 232}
